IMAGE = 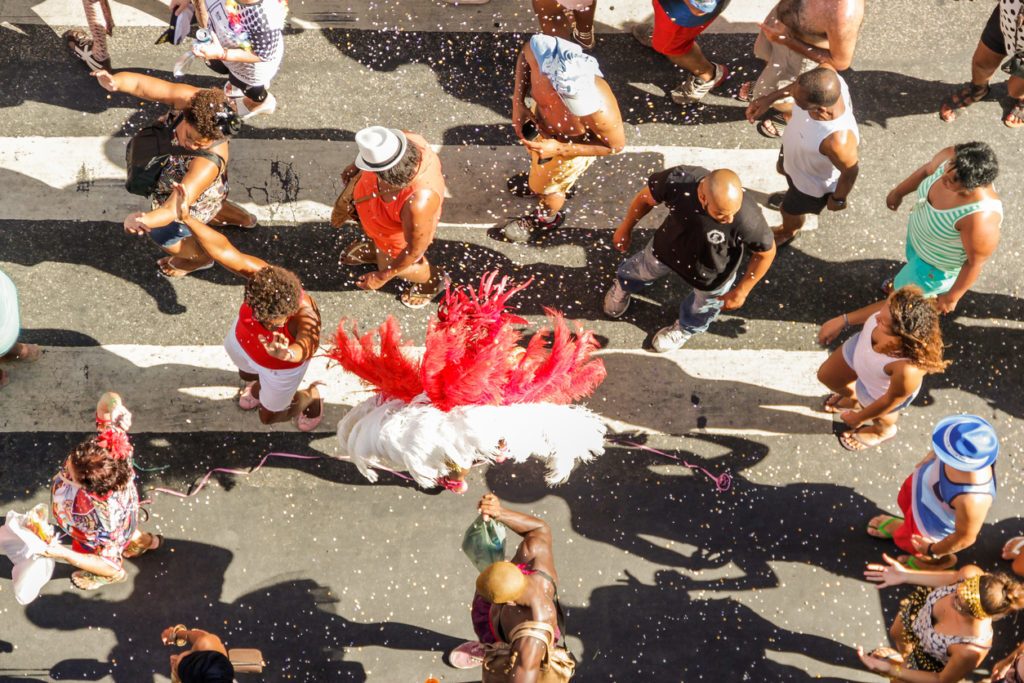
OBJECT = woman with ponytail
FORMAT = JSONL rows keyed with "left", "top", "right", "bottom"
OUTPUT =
{"left": 817, "top": 286, "right": 949, "bottom": 451}
{"left": 858, "top": 556, "right": 1024, "bottom": 680}
{"left": 43, "top": 392, "right": 162, "bottom": 590}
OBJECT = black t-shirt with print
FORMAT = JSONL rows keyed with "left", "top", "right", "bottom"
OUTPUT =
{"left": 650, "top": 165, "right": 773, "bottom": 290}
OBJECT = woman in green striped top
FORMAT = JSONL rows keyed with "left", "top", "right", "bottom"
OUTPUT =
{"left": 885, "top": 142, "right": 1002, "bottom": 314}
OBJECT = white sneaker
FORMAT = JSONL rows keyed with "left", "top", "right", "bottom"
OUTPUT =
{"left": 631, "top": 21, "right": 654, "bottom": 48}
{"left": 651, "top": 321, "right": 692, "bottom": 353}
{"left": 223, "top": 82, "right": 245, "bottom": 99}
{"left": 603, "top": 281, "right": 631, "bottom": 318}
{"left": 671, "top": 63, "right": 729, "bottom": 104}
{"left": 237, "top": 92, "right": 278, "bottom": 120}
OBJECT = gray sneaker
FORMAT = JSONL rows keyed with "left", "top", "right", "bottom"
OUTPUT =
{"left": 670, "top": 63, "right": 729, "bottom": 104}
{"left": 603, "top": 281, "right": 631, "bottom": 318}
{"left": 651, "top": 320, "right": 693, "bottom": 353}
{"left": 631, "top": 21, "right": 654, "bottom": 48}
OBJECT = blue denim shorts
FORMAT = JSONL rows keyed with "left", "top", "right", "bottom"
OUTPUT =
{"left": 149, "top": 222, "right": 192, "bottom": 248}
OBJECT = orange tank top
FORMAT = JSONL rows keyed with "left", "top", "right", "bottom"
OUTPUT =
{"left": 354, "top": 132, "right": 445, "bottom": 257}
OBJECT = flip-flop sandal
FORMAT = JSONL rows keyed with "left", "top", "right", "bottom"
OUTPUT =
{"left": 881, "top": 276, "right": 895, "bottom": 295}
{"left": 839, "top": 426, "right": 896, "bottom": 451}
{"left": 823, "top": 393, "right": 852, "bottom": 414}
{"left": 756, "top": 111, "right": 786, "bottom": 139}
{"left": 71, "top": 568, "right": 126, "bottom": 591}
{"left": 1002, "top": 536, "right": 1024, "bottom": 560}
{"left": 449, "top": 641, "right": 486, "bottom": 668}
{"left": 124, "top": 533, "right": 163, "bottom": 558}
{"left": 897, "top": 554, "right": 956, "bottom": 571}
{"left": 158, "top": 256, "right": 214, "bottom": 278}
{"left": 867, "top": 647, "right": 904, "bottom": 664}
{"left": 296, "top": 383, "right": 324, "bottom": 432}
{"left": 238, "top": 381, "right": 260, "bottom": 411}
{"left": 939, "top": 82, "right": 990, "bottom": 123}
{"left": 736, "top": 80, "right": 754, "bottom": 102}
{"left": 338, "top": 240, "right": 377, "bottom": 266}
{"left": 866, "top": 515, "right": 903, "bottom": 539}
{"left": 400, "top": 273, "right": 449, "bottom": 310}
{"left": 439, "top": 476, "right": 469, "bottom": 494}
{"left": 1004, "top": 98, "right": 1024, "bottom": 128}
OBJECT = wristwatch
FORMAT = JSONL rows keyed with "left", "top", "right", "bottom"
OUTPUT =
{"left": 829, "top": 193, "right": 847, "bottom": 208}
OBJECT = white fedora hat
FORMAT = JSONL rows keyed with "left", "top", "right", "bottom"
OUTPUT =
{"left": 354, "top": 126, "right": 408, "bottom": 172}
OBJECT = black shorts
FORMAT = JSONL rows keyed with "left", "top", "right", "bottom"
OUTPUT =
{"left": 981, "top": 4, "right": 1007, "bottom": 56}
{"left": 781, "top": 173, "right": 829, "bottom": 216}
{"left": 204, "top": 59, "right": 269, "bottom": 102}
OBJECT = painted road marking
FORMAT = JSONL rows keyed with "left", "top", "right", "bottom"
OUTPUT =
{"left": 0, "top": 138, "right": 813, "bottom": 230}
{"left": 0, "top": 345, "right": 831, "bottom": 435}
{"left": 2, "top": 0, "right": 770, "bottom": 33}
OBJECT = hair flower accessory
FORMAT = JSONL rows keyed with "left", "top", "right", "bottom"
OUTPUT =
{"left": 97, "top": 428, "right": 133, "bottom": 461}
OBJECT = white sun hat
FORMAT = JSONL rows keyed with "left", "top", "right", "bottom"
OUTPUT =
{"left": 354, "top": 126, "right": 408, "bottom": 172}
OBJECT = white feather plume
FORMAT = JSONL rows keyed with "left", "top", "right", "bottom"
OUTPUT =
{"left": 337, "top": 395, "right": 606, "bottom": 489}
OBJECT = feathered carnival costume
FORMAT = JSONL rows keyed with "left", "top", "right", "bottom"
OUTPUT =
{"left": 326, "top": 272, "right": 608, "bottom": 489}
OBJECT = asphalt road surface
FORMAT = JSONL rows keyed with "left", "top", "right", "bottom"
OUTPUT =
{"left": 2, "top": 0, "right": 1024, "bottom": 681}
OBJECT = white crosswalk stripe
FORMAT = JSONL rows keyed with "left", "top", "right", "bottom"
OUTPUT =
{"left": 1, "top": 138, "right": 814, "bottom": 230}
{"left": 0, "top": 345, "right": 831, "bottom": 435}
{"left": 1, "top": 0, "right": 773, "bottom": 33}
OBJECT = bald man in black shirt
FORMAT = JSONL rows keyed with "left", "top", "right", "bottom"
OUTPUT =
{"left": 604, "top": 166, "right": 776, "bottom": 352}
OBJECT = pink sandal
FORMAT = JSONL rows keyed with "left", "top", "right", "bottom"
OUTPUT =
{"left": 296, "top": 384, "right": 324, "bottom": 432}
{"left": 449, "top": 640, "right": 485, "bottom": 668}
{"left": 239, "top": 382, "right": 260, "bottom": 411}
{"left": 439, "top": 476, "right": 469, "bottom": 494}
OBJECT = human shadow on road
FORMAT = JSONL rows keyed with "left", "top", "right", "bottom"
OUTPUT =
{"left": 487, "top": 433, "right": 886, "bottom": 589}
{"left": 571, "top": 569, "right": 862, "bottom": 681}
{"left": 25, "top": 540, "right": 461, "bottom": 682}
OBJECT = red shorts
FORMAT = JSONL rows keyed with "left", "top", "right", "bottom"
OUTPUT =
{"left": 652, "top": 1, "right": 714, "bottom": 56}
{"left": 893, "top": 474, "right": 923, "bottom": 554}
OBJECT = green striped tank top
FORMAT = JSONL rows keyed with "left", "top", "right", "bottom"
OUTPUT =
{"left": 906, "top": 164, "right": 1002, "bottom": 272}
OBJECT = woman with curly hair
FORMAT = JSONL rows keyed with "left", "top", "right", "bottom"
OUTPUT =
{"left": 170, "top": 183, "right": 323, "bottom": 431}
{"left": 91, "top": 69, "right": 257, "bottom": 277}
{"left": 858, "top": 556, "right": 1024, "bottom": 681}
{"left": 43, "top": 392, "right": 162, "bottom": 590}
{"left": 817, "top": 286, "right": 949, "bottom": 451}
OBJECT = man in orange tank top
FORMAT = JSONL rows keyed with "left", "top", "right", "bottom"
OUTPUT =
{"left": 336, "top": 126, "right": 446, "bottom": 309}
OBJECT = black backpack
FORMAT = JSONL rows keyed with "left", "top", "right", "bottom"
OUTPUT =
{"left": 125, "top": 113, "right": 225, "bottom": 197}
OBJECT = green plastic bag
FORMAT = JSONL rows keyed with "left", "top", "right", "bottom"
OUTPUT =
{"left": 461, "top": 514, "right": 506, "bottom": 572}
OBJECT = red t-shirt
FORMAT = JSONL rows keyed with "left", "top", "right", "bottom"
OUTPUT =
{"left": 234, "top": 291, "right": 310, "bottom": 370}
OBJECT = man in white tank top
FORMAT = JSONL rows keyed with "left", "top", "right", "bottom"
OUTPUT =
{"left": 747, "top": 66, "right": 859, "bottom": 245}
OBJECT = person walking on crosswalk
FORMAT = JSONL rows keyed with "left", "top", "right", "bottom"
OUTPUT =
{"left": 0, "top": 268, "right": 42, "bottom": 390}
{"left": 603, "top": 167, "right": 776, "bottom": 353}
{"left": 503, "top": 34, "right": 624, "bottom": 243}
{"left": 170, "top": 183, "right": 324, "bottom": 431}
{"left": 884, "top": 142, "right": 1002, "bottom": 315}
{"left": 746, "top": 66, "right": 859, "bottom": 246}
{"left": 94, "top": 69, "right": 258, "bottom": 277}
{"left": 630, "top": 0, "right": 732, "bottom": 105}
{"left": 738, "top": 0, "right": 864, "bottom": 138}
{"left": 335, "top": 126, "right": 448, "bottom": 309}
{"left": 171, "top": 0, "right": 288, "bottom": 119}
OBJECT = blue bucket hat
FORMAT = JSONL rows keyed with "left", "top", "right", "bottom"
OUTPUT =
{"left": 931, "top": 415, "right": 999, "bottom": 471}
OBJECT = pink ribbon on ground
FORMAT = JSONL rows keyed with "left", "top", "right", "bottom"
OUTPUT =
{"left": 142, "top": 451, "right": 413, "bottom": 501}
{"left": 606, "top": 438, "right": 731, "bottom": 492}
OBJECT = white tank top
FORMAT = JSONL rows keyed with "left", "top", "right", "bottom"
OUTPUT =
{"left": 852, "top": 313, "right": 909, "bottom": 401}
{"left": 782, "top": 75, "right": 859, "bottom": 197}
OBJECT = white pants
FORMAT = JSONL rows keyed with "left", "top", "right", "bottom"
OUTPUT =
{"left": 223, "top": 320, "right": 310, "bottom": 412}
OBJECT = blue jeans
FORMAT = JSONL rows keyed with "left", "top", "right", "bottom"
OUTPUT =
{"left": 616, "top": 238, "right": 737, "bottom": 334}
